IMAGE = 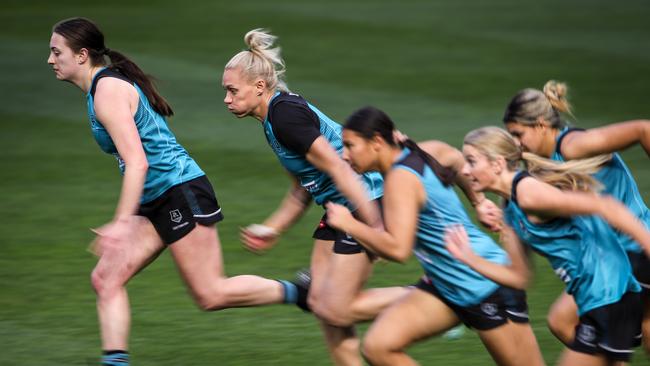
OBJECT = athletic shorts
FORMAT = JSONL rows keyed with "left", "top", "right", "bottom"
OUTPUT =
{"left": 313, "top": 199, "right": 382, "bottom": 255}
{"left": 569, "top": 291, "right": 642, "bottom": 362}
{"left": 137, "top": 175, "right": 223, "bottom": 244}
{"left": 416, "top": 277, "right": 529, "bottom": 331}
{"left": 313, "top": 212, "right": 366, "bottom": 255}
{"left": 628, "top": 251, "right": 650, "bottom": 294}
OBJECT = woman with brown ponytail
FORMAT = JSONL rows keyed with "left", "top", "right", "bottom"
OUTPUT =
{"left": 447, "top": 126, "right": 650, "bottom": 365}
{"left": 502, "top": 81, "right": 650, "bottom": 353}
{"left": 48, "top": 18, "right": 308, "bottom": 366}
{"left": 324, "top": 108, "right": 544, "bottom": 366}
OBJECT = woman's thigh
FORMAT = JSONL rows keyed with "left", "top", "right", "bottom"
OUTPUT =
{"left": 365, "top": 288, "right": 459, "bottom": 351}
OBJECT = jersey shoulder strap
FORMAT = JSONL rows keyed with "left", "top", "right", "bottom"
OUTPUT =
{"left": 90, "top": 68, "right": 133, "bottom": 98}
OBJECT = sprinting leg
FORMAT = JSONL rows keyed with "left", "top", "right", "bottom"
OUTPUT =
{"left": 170, "top": 224, "right": 286, "bottom": 310}
{"left": 477, "top": 321, "right": 546, "bottom": 366}
{"left": 557, "top": 348, "right": 611, "bottom": 366}
{"left": 547, "top": 292, "right": 579, "bottom": 345}
{"left": 362, "top": 288, "right": 459, "bottom": 366}
{"left": 347, "top": 286, "right": 412, "bottom": 323}
{"left": 317, "top": 251, "right": 409, "bottom": 327}
{"left": 91, "top": 217, "right": 166, "bottom": 360}
{"left": 309, "top": 240, "right": 363, "bottom": 366}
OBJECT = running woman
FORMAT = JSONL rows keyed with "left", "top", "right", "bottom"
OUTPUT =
{"left": 502, "top": 80, "right": 650, "bottom": 352}
{"left": 49, "top": 18, "right": 305, "bottom": 366}
{"left": 326, "top": 107, "right": 544, "bottom": 366}
{"left": 222, "top": 29, "right": 409, "bottom": 366}
{"left": 447, "top": 126, "right": 650, "bottom": 365}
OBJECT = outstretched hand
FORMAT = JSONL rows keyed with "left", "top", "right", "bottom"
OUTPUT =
{"left": 240, "top": 224, "right": 280, "bottom": 254}
{"left": 475, "top": 199, "right": 503, "bottom": 232}
{"left": 444, "top": 224, "right": 475, "bottom": 265}
{"left": 89, "top": 216, "right": 137, "bottom": 256}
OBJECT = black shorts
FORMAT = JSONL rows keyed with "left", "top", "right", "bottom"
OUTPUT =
{"left": 569, "top": 291, "right": 642, "bottom": 362}
{"left": 416, "top": 277, "right": 529, "bottom": 331}
{"left": 628, "top": 251, "right": 650, "bottom": 294}
{"left": 313, "top": 199, "right": 382, "bottom": 255}
{"left": 137, "top": 175, "right": 224, "bottom": 244}
{"left": 313, "top": 213, "right": 366, "bottom": 254}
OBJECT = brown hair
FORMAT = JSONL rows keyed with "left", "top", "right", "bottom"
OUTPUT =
{"left": 53, "top": 17, "right": 173, "bottom": 116}
{"left": 345, "top": 106, "right": 456, "bottom": 185}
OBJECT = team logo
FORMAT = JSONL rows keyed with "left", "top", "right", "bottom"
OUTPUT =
{"left": 302, "top": 180, "right": 318, "bottom": 193}
{"left": 170, "top": 209, "right": 183, "bottom": 223}
{"left": 480, "top": 302, "right": 498, "bottom": 316}
{"left": 577, "top": 324, "right": 596, "bottom": 344}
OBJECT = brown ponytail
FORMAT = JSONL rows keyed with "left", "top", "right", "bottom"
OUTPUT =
{"left": 52, "top": 17, "right": 173, "bottom": 116}
{"left": 105, "top": 49, "right": 173, "bottom": 116}
{"left": 345, "top": 106, "right": 456, "bottom": 186}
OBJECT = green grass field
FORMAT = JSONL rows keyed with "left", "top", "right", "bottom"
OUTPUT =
{"left": 1, "top": 0, "right": 649, "bottom": 364}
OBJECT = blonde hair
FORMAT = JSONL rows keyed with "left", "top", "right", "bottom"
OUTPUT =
{"left": 502, "top": 80, "right": 573, "bottom": 128}
{"left": 464, "top": 126, "right": 609, "bottom": 192}
{"left": 225, "top": 28, "right": 289, "bottom": 92}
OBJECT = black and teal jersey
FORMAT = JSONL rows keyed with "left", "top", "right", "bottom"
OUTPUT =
{"left": 394, "top": 149, "right": 508, "bottom": 307}
{"left": 504, "top": 171, "right": 640, "bottom": 315}
{"left": 263, "top": 92, "right": 383, "bottom": 207}
{"left": 86, "top": 68, "right": 204, "bottom": 203}
{"left": 552, "top": 127, "right": 650, "bottom": 254}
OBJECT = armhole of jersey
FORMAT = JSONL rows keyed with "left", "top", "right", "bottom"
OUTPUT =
{"left": 555, "top": 127, "right": 586, "bottom": 157}
{"left": 90, "top": 68, "right": 133, "bottom": 98}
{"left": 393, "top": 164, "right": 422, "bottom": 180}
{"left": 511, "top": 171, "right": 532, "bottom": 205}
{"left": 395, "top": 150, "right": 426, "bottom": 176}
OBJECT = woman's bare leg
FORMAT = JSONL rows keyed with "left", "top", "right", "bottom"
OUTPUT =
{"left": 92, "top": 216, "right": 165, "bottom": 350}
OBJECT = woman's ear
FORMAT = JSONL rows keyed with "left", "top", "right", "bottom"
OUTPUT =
{"left": 255, "top": 79, "right": 266, "bottom": 96}
{"left": 77, "top": 48, "right": 89, "bottom": 64}
{"left": 536, "top": 116, "right": 551, "bottom": 130}
{"left": 371, "top": 133, "right": 384, "bottom": 151}
{"left": 491, "top": 155, "right": 507, "bottom": 174}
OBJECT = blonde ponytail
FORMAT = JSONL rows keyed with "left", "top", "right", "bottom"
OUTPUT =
{"left": 503, "top": 80, "right": 575, "bottom": 129}
{"left": 225, "top": 28, "right": 288, "bottom": 92}
{"left": 521, "top": 152, "right": 608, "bottom": 192}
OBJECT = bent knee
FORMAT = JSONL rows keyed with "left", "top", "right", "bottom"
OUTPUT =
{"left": 90, "top": 269, "right": 125, "bottom": 298}
{"left": 191, "top": 285, "right": 238, "bottom": 311}
{"left": 312, "top": 303, "right": 355, "bottom": 327}
{"left": 323, "top": 312, "right": 356, "bottom": 327}
{"left": 362, "top": 336, "right": 392, "bottom": 363}
{"left": 192, "top": 291, "right": 227, "bottom": 311}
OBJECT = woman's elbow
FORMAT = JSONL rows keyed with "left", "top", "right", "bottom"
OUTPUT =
{"left": 127, "top": 159, "right": 149, "bottom": 173}
{"left": 390, "top": 248, "right": 412, "bottom": 264}
{"left": 511, "top": 271, "right": 531, "bottom": 290}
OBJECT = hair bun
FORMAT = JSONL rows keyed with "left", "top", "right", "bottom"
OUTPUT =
{"left": 542, "top": 80, "right": 571, "bottom": 114}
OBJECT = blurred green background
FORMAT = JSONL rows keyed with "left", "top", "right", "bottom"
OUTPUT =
{"left": 1, "top": 0, "right": 649, "bottom": 364}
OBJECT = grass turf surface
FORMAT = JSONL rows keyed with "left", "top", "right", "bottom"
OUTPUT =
{"left": 1, "top": 0, "right": 649, "bottom": 364}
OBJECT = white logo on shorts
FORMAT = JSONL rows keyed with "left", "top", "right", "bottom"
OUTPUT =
{"left": 577, "top": 324, "right": 596, "bottom": 344}
{"left": 480, "top": 303, "right": 498, "bottom": 316}
{"left": 170, "top": 209, "right": 183, "bottom": 223}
